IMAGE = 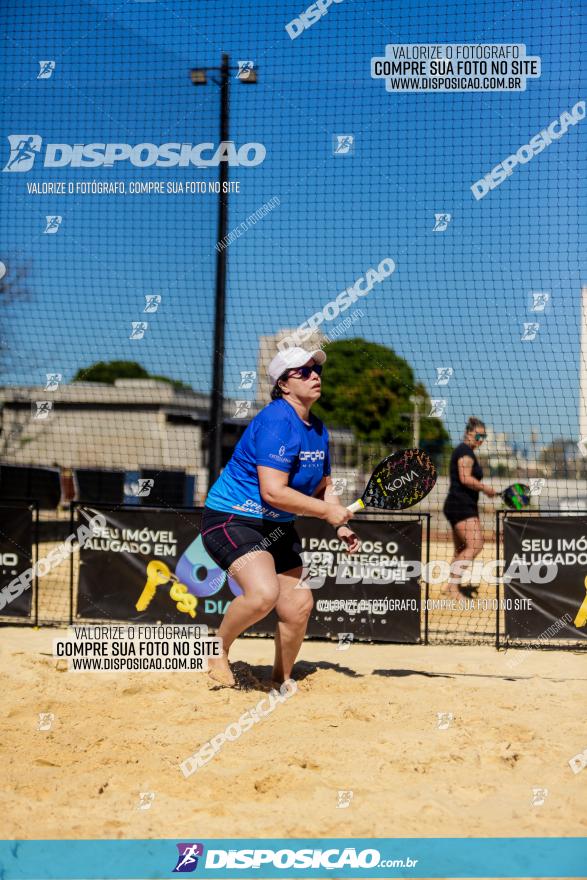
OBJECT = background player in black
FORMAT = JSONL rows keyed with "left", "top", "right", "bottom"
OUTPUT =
{"left": 443, "top": 417, "right": 496, "bottom": 596}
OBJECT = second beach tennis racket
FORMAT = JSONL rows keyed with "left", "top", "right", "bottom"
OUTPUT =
{"left": 501, "top": 482, "right": 531, "bottom": 510}
{"left": 347, "top": 448, "right": 437, "bottom": 513}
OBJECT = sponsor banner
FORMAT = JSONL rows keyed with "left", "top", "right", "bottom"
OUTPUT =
{"left": 75, "top": 508, "right": 421, "bottom": 641}
{"left": 0, "top": 837, "right": 586, "bottom": 878}
{"left": 298, "top": 517, "right": 422, "bottom": 644}
{"left": 503, "top": 515, "right": 587, "bottom": 640}
{"left": 0, "top": 505, "right": 34, "bottom": 618}
{"left": 76, "top": 506, "right": 240, "bottom": 625}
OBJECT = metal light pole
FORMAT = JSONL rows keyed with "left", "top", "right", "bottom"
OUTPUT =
{"left": 409, "top": 395, "right": 423, "bottom": 448}
{"left": 209, "top": 53, "right": 229, "bottom": 492}
{"left": 190, "top": 55, "right": 257, "bottom": 491}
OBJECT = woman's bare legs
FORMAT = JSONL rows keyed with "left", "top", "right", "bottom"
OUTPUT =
{"left": 272, "top": 566, "right": 313, "bottom": 684}
{"left": 443, "top": 517, "right": 484, "bottom": 596}
{"left": 207, "top": 551, "right": 279, "bottom": 686}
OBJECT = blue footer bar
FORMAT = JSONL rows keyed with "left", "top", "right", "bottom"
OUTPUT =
{"left": 0, "top": 838, "right": 586, "bottom": 879}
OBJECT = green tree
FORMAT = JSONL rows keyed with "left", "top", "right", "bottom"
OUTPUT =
{"left": 73, "top": 360, "right": 192, "bottom": 391}
{"left": 312, "top": 339, "right": 449, "bottom": 455}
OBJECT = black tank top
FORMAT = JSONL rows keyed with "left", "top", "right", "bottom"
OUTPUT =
{"left": 446, "top": 442, "right": 483, "bottom": 508}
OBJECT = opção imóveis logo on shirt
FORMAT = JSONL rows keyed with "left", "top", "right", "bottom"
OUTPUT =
{"left": 299, "top": 450, "right": 325, "bottom": 462}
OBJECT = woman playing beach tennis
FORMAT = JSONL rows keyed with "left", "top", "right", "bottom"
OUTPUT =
{"left": 443, "top": 417, "right": 496, "bottom": 597}
{"left": 201, "top": 347, "right": 361, "bottom": 687}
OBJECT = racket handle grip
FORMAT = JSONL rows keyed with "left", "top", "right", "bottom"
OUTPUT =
{"left": 347, "top": 499, "right": 365, "bottom": 513}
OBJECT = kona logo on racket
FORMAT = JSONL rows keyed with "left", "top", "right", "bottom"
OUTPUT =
{"left": 383, "top": 469, "right": 419, "bottom": 491}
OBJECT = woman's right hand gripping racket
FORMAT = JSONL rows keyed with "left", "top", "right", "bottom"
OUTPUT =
{"left": 347, "top": 448, "right": 437, "bottom": 513}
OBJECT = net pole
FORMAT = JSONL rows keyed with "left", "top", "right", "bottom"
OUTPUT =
{"left": 208, "top": 52, "right": 230, "bottom": 490}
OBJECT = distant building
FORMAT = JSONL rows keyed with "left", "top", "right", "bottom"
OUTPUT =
{"left": 0, "top": 328, "right": 364, "bottom": 502}
{"left": 0, "top": 379, "right": 259, "bottom": 500}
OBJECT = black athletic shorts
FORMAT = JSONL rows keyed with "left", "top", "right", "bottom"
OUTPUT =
{"left": 200, "top": 507, "right": 304, "bottom": 574}
{"left": 443, "top": 501, "right": 479, "bottom": 527}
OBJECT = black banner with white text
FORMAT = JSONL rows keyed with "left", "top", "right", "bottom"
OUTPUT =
{"left": 76, "top": 506, "right": 423, "bottom": 641}
{"left": 503, "top": 515, "right": 587, "bottom": 641}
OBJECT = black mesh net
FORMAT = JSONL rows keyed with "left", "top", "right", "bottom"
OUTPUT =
{"left": 0, "top": 0, "right": 586, "bottom": 645}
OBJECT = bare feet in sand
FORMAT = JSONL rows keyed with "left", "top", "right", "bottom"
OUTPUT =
{"left": 441, "top": 583, "right": 479, "bottom": 600}
{"left": 441, "top": 583, "right": 462, "bottom": 599}
{"left": 207, "top": 653, "right": 235, "bottom": 687}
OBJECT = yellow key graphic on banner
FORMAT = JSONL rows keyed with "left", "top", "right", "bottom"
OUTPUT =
{"left": 574, "top": 574, "right": 587, "bottom": 628}
{"left": 136, "top": 560, "right": 198, "bottom": 619}
{"left": 136, "top": 560, "right": 173, "bottom": 611}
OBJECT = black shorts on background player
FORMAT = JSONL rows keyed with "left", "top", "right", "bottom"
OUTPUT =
{"left": 443, "top": 442, "right": 483, "bottom": 526}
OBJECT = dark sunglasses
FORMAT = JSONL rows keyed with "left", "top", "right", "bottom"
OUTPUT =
{"left": 286, "top": 363, "right": 323, "bottom": 380}
{"left": 475, "top": 433, "right": 487, "bottom": 440}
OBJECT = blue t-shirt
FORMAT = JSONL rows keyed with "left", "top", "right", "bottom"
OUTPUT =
{"left": 205, "top": 398, "right": 331, "bottom": 522}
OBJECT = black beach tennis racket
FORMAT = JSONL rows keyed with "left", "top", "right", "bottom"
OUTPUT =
{"left": 501, "top": 482, "right": 531, "bottom": 510}
{"left": 347, "top": 448, "right": 437, "bottom": 513}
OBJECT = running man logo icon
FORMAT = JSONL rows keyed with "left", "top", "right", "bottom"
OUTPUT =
{"left": 130, "top": 322, "right": 148, "bottom": 340}
{"left": 239, "top": 370, "right": 256, "bottom": 389}
{"left": 37, "top": 712, "right": 54, "bottom": 731}
{"left": 337, "top": 632, "right": 353, "bottom": 651}
{"left": 529, "top": 478, "right": 545, "bottom": 496}
{"left": 44, "top": 216, "right": 62, "bottom": 234}
{"left": 3, "top": 135, "right": 42, "bottom": 172}
{"left": 433, "top": 213, "right": 452, "bottom": 231}
{"left": 521, "top": 322, "right": 539, "bottom": 341}
{"left": 332, "top": 134, "right": 354, "bottom": 156}
{"left": 234, "top": 400, "right": 252, "bottom": 418}
{"left": 337, "top": 790, "right": 353, "bottom": 808}
{"left": 173, "top": 843, "right": 204, "bottom": 873}
{"left": 435, "top": 366, "right": 453, "bottom": 385}
{"left": 429, "top": 399, "right": 447, "bottom": 417}
{"left": 237, "top": 60, "right": 254, "bottom": 80}
{"left": 530, "top": 292, "right": 550, "bottom": 312}
{"left": 569, "top": 748, "right": 587, "bottom": 774}
{"left": 138, "top": 791, "right": 155, "bottom": 810}
{"left": 33, "top": 401, "right": 53, "bottom": 420}
{"left": 436, "top": 711, "right": 454, "bottom": 730}
{"left": 144, "top": 294, "right": 161, "bottom": 313}
{"left": 37, "top": 61, "right": 56, "bottom": 79}
{"left": 45, "top": 372, "right": 62, "bottom": 391}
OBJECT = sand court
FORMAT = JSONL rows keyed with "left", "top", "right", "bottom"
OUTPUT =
{"left": 1, "top": 626, "right": 585, "bottom": 842}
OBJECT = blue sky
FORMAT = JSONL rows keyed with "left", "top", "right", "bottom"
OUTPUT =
{"left": 1, "top": 0, "right": 586, "bottom": 446}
